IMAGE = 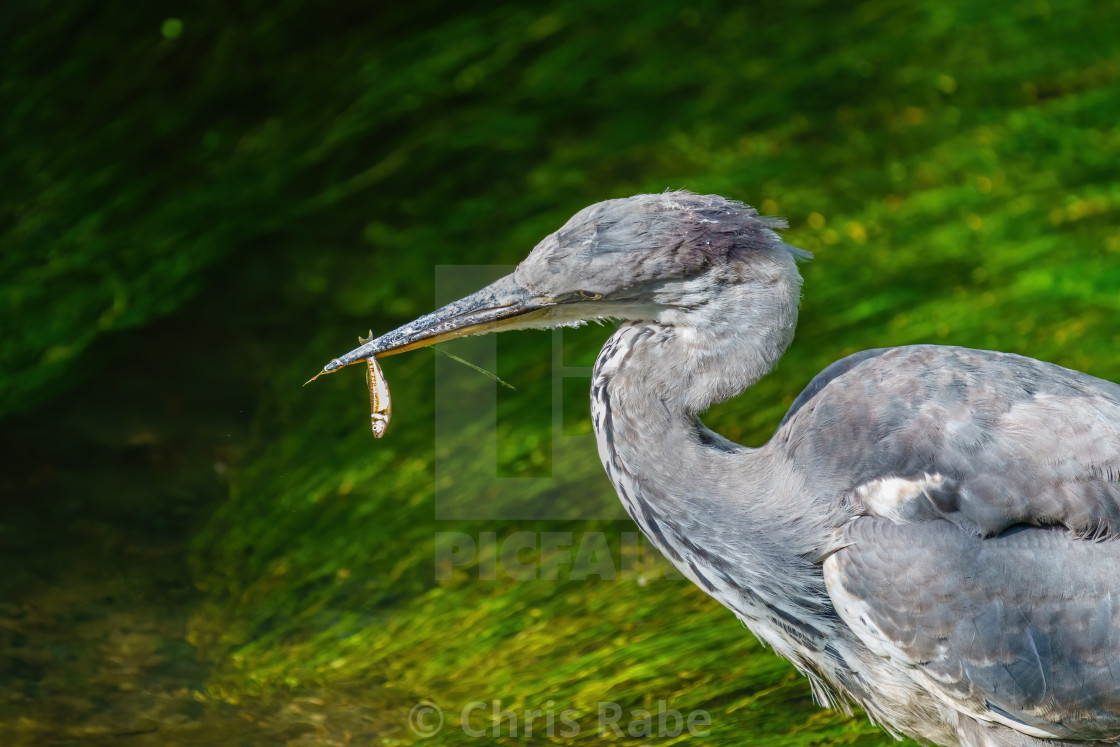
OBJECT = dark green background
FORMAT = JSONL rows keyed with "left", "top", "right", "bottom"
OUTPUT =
{"left": 2, "top": 0, "right": 1119, "bottom": 743}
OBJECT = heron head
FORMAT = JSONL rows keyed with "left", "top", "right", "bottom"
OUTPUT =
{"left": 317, "top": 191, "right": 809, "bottom": 374}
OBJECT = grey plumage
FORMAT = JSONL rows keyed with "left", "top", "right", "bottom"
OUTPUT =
{"left": 830, "top": 519, "right": 1120, "bottom": 741}
{"left": 515, "top": 192, "right": 803, "bottom": 298}
{"left": 319, "top": 191, "right": 1120, "bottom": 746}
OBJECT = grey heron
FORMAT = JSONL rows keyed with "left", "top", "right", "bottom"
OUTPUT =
{"left": 316, "top": 192, "right": 1120, "bottom": 746}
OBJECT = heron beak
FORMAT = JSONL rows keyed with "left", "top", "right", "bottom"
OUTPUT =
{"left": 310, "top": 273, "right": 551, "bottom": 380}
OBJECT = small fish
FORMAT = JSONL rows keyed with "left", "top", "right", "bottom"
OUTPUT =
{"left": 358, "top": 331, "right": 391, "bottom": 438}
{"left": 304, "top": 332, "right": 510, "bottom": 438}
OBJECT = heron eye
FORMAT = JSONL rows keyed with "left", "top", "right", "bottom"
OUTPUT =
{"left": 577, "top": 290, "right": 603, "bottom": 300}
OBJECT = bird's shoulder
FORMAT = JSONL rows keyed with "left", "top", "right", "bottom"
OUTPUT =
{"left": 780, "top": 344, "right": 1120, "bottom": 430}
{"left": 774, "top": 344, "right": 1120, "bottom": 538}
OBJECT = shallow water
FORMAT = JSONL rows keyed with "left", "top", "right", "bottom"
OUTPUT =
{"left": 5, "top": 0, "right": 1120, "bottom": 743}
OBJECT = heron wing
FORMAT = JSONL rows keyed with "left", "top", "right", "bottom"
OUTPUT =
{"left": 782, "top": 346, "right": 1120, "bottom": 738}
{"left": 824, "top": 518, "right": 1120, "bottom": 740}
{"left": 779, "top": 345, "right": 1120, "bottom": 538}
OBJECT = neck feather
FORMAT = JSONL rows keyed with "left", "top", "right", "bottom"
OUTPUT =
{"left": 590, "top": 262, "right": 804, "bottom": 526}
{"left": 589, "top": 269, "right": 849, "bottom": 699}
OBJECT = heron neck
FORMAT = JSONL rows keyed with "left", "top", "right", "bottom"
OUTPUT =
{"left": 589, "top": 265, "right": 803, "bottom": 496}
{"left": 590, "top": 313, "right": 837, "bottom": 659}
{"left": 590, "top": 319, "right": 787, "bottom": 522}
{"left": 588, "top": 268, "right": 859, "bottom": 711}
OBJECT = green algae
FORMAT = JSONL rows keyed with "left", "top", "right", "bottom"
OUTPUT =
{"left": 3, "top": 0, "right": 1120, "bottom": 743}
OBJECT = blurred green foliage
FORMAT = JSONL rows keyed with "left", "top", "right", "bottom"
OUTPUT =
{"left": 3, "top": 0, "right": 1120, "bottom": 743}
